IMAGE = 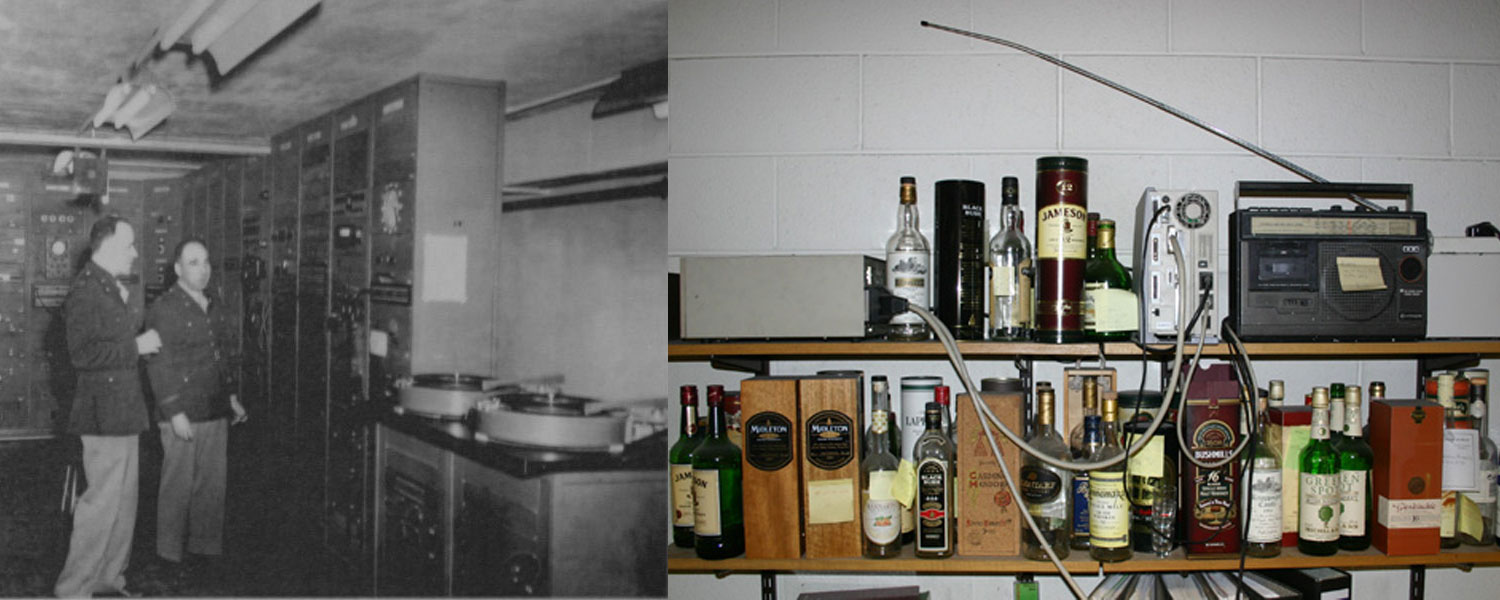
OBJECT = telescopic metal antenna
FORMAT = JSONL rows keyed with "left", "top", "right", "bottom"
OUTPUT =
{"left": 920, "top": 20, "right": 1382, "bottom": 212}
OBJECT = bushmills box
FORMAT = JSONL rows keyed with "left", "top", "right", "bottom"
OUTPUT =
{"left": 740, "top": 376, "right": 803, "bottom": 559}
{"left": 954, "top": 390, "right": 1024, "bottom": 556}
{"left": 1369, "top": 399, "right": 1443, "bottom": 556}
{"left": 1179, "top": 364, "right": 1240, "bottom": 557}
{"left": 798, "top": 375, "right": 862, "bottom": 558}
{"left": 1266, "top": 405, "right": 1312, "bottom": 546}
{"left": 1062, "top": 368, "right": 1116, "bottom": 444}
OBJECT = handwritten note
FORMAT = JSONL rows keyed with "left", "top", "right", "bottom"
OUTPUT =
{"left": 807, "top": 479, "right": 855, "bottom": 524}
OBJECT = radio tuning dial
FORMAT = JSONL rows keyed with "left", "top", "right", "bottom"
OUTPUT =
{"left": 1176, "top": 193, "right": 1211, "bottom": 229}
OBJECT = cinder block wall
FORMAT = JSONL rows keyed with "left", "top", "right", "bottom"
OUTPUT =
{"left": 668, "top": 2, "right": 1500, "bottom": 597}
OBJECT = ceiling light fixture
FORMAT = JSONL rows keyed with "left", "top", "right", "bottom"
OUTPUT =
{"left": 152, "top": 0, "right": 320, "bottom": 76}
{"left": 89, "top": 78, "right": 176, "bottom": 140}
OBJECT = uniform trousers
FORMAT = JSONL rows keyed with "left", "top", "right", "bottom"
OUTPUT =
{"left": 54, "top": 435, "right": 139, "bottom": 598}
{"left": 156, "top": 417, "right": 227, "bottom": 562}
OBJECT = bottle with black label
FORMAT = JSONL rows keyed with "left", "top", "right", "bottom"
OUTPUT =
{"left": 914, "top": 402, "right": 954, "bottom": 558}
{"left": 1020, "top": 384, "right": 1071, "bottom": 560}
{"left": 692, "top": 385, "right": 744, "bottom": 559}
{"left": 669, "top": 385, "right": 704, "bottom": 548}
{"left": 862, "top": 377, "right": 902, "bottom": 558}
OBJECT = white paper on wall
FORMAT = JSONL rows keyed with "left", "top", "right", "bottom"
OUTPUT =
{"left": 421, "top": 233, "right": 467, "bottom": 303}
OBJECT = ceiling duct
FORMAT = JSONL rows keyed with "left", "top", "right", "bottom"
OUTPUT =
{"left": 591, "top": 59, "right": 666, "bottom": 120}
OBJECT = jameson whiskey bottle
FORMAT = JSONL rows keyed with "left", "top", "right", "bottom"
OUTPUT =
{"left": 1069, "top": 377, "right": 1102, "bottom": 551}
{"left": 886, "top": 176, "right": 931, "bottom": 341}
{"left": 1089, "top": 394, "right": 1132, "bottom": 562}
{"left": 1246, "top": 390, "right": 1283, "bottom": 558}
{"left": 914, "top": 403, "right": 955, "bottom": 558}
{"left": 670, "top": 385, "right": 705, "bottom": 548}
{"left": 1021, "top": 385, "right": 1072, "bottom": 560}
{"left": 1033, "top": 156, "right": 1088, "bottom": 343}
{"left": 1298, "top": 387, "right": 1340, "bottom": 556}
{"left": 693, "top": 385, "right": 744, "bottom": 559}
{"left": 1338, "top": 386, "right": 1373, "bottom": 551}
{"left": 1083, "top": 219, "right": 1135, "bottom": 341}
{"left": 988, "top": 176, "right": 1033, "bottom": 341}
{"left": 862, "top": 378, "right": 903, "bottom": 558}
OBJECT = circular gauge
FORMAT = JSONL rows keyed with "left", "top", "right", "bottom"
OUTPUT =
{"left": 1176, "top": 193, "right": 1211, "bottom": 228}
{"left": 50, "top": 240, "right": 67, "bottom": 255}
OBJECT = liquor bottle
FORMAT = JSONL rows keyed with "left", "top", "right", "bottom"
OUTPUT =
{"left": 1245, "top": 390, "right": 1283, "bottom": 558}
{"left": 1369, "top": 381, "right": 1386, "bottom": 401}
{"left": 935, "top": 385, "right": 955, "bottom": 445}
{"left": 1083, "top": 218, "right": 1135, "bottom": 341}
{"left": 1122, "top": 390, "right": 1176, "bottom": 554}
{"left": 670, "top": 385, "right": 705, "bottom": 548}
{"left": 933, "top": 179, "right": 986, "bottom": 339}
{"left": 862, "top": 378, "right": 903, "bottom": 558}
{"left": 914, "top": 402, "right": 955, "bottom": 558}
{"left": 1021, "top": 384, "right": 1072, "bottom": 560}
{"left": 1069, "top": 377, "right": 1102, "bottom": 551}
{"left": 1268, "top": 379, "right": 1285, "bottom": 408}
{"left": 1298, "top": 387, "right": 1340, "bottom": 556}
{"left": 724, "top": 391, "right": 744, "bottom": 448}
{"left": 1438, "top": 372, "right": 1464, "bottom": 549}
{"left": 1464, "top": 397, "right": 1497, "bottom": 546}
{"left": 886, "top": 176, "right": 931, "bottom": 341}
{"left": 1337, "top": 386, "right": 1373, "bottom": 551}
{"left": 1329, "top": 383, "right": 1347, "bottom": 447}
{"left": 1033, "top": 156, "right": 1088, "bottom": 343}
{"left": 1090, "top": 393, "right": 1132, "bottom": 562}
{"left": 988, "top": 176, "right": 1033, "bottom": 341}
{"left": 692, "top": 385, "right": 744, "bottom": 559}
{"left": 869, "top": 376, "right": 901, "bottom": 458}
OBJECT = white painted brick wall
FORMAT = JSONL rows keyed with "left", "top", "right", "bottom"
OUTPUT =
{"left": 667, "top": 1, "right": 1500, "bottom": 596}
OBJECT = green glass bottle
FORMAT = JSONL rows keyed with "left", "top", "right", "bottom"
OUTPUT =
{"left": 693, "top": 385, "right": 744, "bottom": 559}
{"left": 670, "top": 385, "right": 705, "bottom": 548}
{"left": 1337, "top": 386, "right": 1374, "bottom": 551}
{"left": 1083, "top": 219, "right": 1134, "bottom": 341}
{"left": 1299, "top": 387, "right": 1340, "bottom": 556}
{"left": 1329, "top": 383, "right": 1347, "bottom": 447}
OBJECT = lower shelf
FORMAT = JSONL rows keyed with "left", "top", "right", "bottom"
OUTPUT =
{"left": 667, "top": 544, "right": 1500, "bottom": 575}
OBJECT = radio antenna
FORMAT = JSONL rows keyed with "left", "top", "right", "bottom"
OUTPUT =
{"left": 920, "top": 20, "right": 1382, "bottom": 212}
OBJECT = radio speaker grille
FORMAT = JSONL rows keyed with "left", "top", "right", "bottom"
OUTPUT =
{"left": 1318, "top": 242, "right": 1393, "bottom": 321}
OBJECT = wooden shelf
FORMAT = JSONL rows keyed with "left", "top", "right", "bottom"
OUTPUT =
{"left": 669, "top": 339, "right": 1500, "bottom": 361}
{"left": 667, "top": 544, "right": 1500, "bottom": 575}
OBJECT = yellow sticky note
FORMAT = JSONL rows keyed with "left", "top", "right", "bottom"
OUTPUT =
{"left": 868, "top": 470, "right": 896, "bottom": 501}
{"left": 1459, "top": 493, "right": 1484, "bottom": 540}
{"left": 1126, "top": 434, "right": 1165, "bottom": 479}
{"left": 1336, "top": 256, "right": 1386, "bottom": 292}
{"left": 893, "top": 459, "right": 918, "bottom": 508}
{"left": 807, "top": 479, "right": 855, "bottom": 525}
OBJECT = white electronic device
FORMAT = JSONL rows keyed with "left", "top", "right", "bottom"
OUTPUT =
{"left": 1134, "top": 188, "right": 1219, "bottom": 344}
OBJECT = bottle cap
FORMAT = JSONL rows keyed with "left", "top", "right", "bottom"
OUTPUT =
{"left": 706, "top": 384, "right": 724, "bottom": 407}
{"left": 1001, "top": 176, "right": 1020, "bottom": 205}
{"left": 1311, "top": 386, "right": 1329, "bottom": 409}
{"left": 679, "top": 384, "right": 698, "bottom": 406}
{"left": 935, "top": 385, "right": 951, "bottom": 406}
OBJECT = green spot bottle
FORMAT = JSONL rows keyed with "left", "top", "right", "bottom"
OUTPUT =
{"left": 1337, "top": 386, "right": 1373, "bottom": 551}
{"left": 1298, "top": 387, "right": 1340, "bottom": 556}
{"left": 669, "top": 385, "right": 705, "bottom": 548}
{"left": 693, "top": 385, "right": 744, "bottom": 559}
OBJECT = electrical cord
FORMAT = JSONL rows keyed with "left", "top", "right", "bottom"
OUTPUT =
{"left": 1166, "top": 235, "right": 1253, "bottom": 470}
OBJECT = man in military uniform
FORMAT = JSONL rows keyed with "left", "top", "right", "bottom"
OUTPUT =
{"left": 55, "top": 216, "right": 161, "bottom": 598}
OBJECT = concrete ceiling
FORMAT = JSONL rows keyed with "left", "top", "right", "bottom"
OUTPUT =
{"left": 0, "top": 0, "right": 666, "bottom": 166}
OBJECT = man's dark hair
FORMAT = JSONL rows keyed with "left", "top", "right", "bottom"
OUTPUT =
{"left": 173, "top": 237, "right": 208, "bottom": 263}
{"left": 88, "top": 215, "right": 130, "bottom": 253}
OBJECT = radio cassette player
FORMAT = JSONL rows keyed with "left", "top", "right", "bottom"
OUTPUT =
{"left": 1229, "top": 181, "right": 1427, "bottom": 341}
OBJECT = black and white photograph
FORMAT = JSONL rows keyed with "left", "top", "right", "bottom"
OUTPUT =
{"left": 0, "top": 0, "right": 666, "bottom": 597}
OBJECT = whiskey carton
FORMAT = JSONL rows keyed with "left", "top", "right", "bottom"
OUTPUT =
{"left": 799, "top": 375, "right": 862, "bottom": 558}
{"left": 1179, "top": 364, "right": 1240, "bottom": 557}
{"left": 1369, "top": 399, "right": 1443, "bottom": 556}
{"left": 740, "top": 376, "right": 802, "bottom": 559}
{"left": 954, "top": 390, "right": 1024, "bottom": 556}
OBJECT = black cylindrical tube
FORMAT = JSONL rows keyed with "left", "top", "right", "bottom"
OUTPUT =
{"left": 933, "top": 179, "right": 986, "bottom": 340}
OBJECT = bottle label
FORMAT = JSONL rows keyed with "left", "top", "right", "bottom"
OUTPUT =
{"left": 864, "top": 469, "right": 901, "bottom": 545}
{"left": 671, "top": 464, "right": 695, "bottom": 527}
{"left": 1084, "top": 287, "right": 1138, "bottom": 333}
{"left": 1071, "top": 473, "right": 1091, "bottom": 537}
{"left": 1020, "top": 464, "right": 1066, "bottom": 519}
{"left": 1247, "top": 467, "right": 1283, "bottom": 544}
{"left": 1472, "top": 464, "right": 1499, "bottom": 503}
{"left": 693, "top": 468, "right": 722, "bottom": 536}
{"left": 1299, "top": 472, "right": 1340, "bottom": 542}
{"left": 886, "top": 250, "right": 928, "bottom": 326}
{"left": 1443, "top": 429, "right": 1480, "bottom": 492}
{"left": 805, "top": 410, "right": 854, "bottom": 470}
{"left": 744, "top": 412, "right": 794, "bottom": 471}
{"left": 1339, "top": 469, "right": 1368, "bottom": 536}
{"left": 1441, "top": 491, "right": 1456, "bottom": 536}
{"left": 1088, "top": 471, "right": 1129, "bottom": 549}
{"left": 916, "top": 458, "right": 951, "bottom": 552}
{"left": 992, "top": 259, "right": 1033, "bottom": 330}
{"left": 1036, "top": 204, "right": 1087, "bottom": 260}
{"left": 1378, "top": 496, "right": 1443, "bottom": 530}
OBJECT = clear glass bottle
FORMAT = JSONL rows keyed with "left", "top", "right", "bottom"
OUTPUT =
{"left": 1090, "top": 394, "right": 1132, "bottom": 562}
{"left": 1083, "top": 218, "right": 1135, "bottom": 341}
{"left": 988, "top": 176, "right": 1033, "bottom": 341}
{"left": 1069, "top": 376, "right": 1101, "bottom": 551}
{"left": 1463, "top": 397, "right": 1497, "bottom": 546}
{"left": 1337, "top": 386, "right": 1373, "bottom": 551}
{"left": 1439, "top": 372, "right": 1463, "bottom": 549}
{"left": 862, "top": 378, "right": 903, "bottom": 558}
{"left": 692, "top": 385, "right": 744, "bottom": 559}
{"left": 886, "top": 176, "right": 931, "bottom": 341}
{"left": 1298, "top": 387, "right": 1340, "bottom": 556}
{"left": 914, "top": 402, "right": 955, "bottom": 558}
{"left": 1245, "top": 390, "right": 1283, "bottom": 558}
{"left": 669, "top": 385, "right": 704, "bottom": 548}
{"left": 1020, "top": 384, "right": 1071, "bottom": 560}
